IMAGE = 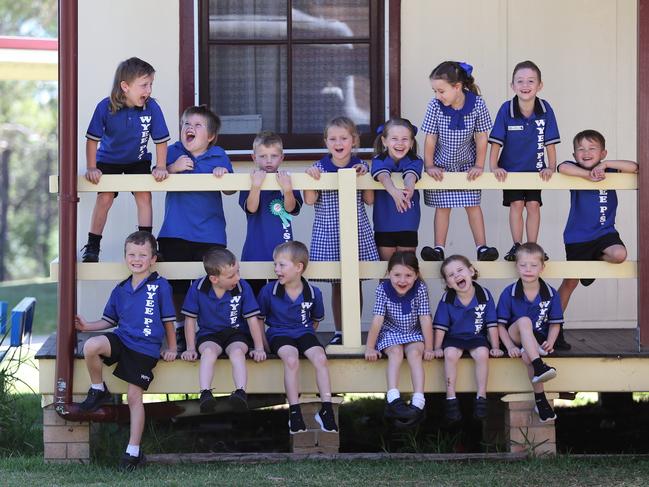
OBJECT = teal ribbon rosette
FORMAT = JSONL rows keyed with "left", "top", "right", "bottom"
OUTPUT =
{"left": 269, "top": 198, "right": 292, "bottom": 229}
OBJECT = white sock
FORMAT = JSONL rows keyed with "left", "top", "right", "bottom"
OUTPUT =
{"left": 175, "top": 321, "right": 185, "bottom": 330}
{"left": 125, "top": 444, "right": 140, "bottom": 457}
{"left": 334, "top": 331, "right": 342, "bottom": 336}
{"left": 447, "top": 396, "right": 456, "bottom": 400}
{"left": 411, "top": 392, "right": 425, "bottom": 410}
{"left": 386, "top": 388, "right": 400, "bottom": 403}
{"left": 91, "top": 383, "right": 104, "bottom": 391}
{"left": 435, "top": 245, "right": 445, "bottom": 251}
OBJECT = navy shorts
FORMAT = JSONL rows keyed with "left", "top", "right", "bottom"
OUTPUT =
{"left": 96, "top": 160, "right": 151, "bottom": 198}
{"left": 157, "top": 238, "right": 225, "bottom": 295}
{"left": 502, "top": 189, "right": 542, "bottom": 207}
{"left": 374, "top": 231, "right": 418, "bottom": 248}
{"left": 565, "top": 232, "right": 625, "bottom": 261}
{"left": 101, "top": 332, "right": 158, "bottom": 390}
{"left": 442, "top": 335, "right": 489, "bottom": 351}
{"left": 270, "top": 333, "right": 323, "bottom": 355}
{"left": 197, "top": 328, "right": 252, "bottom": 351}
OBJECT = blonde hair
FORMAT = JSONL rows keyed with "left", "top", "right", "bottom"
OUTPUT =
{"left": 109, "top": 57, "right": 155, "bottom": 113}
{"left": 273, "top": 241, "right": 309, "bottom": 270}
{"left": 253, "top": 131, "right": 284, "bottom": 152}
{"left": 323, "top": 116, "right": 360, "bottom": 148}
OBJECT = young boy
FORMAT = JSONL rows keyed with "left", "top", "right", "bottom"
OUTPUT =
{"left": 257, "top": 241, "right": 338, "bottom": 434}
{"left": 497, "top": 242, "right": 562, "bottom": 422}
{"left": 557, "top": 129, "right": 637, "bottom": 314}
{"left": 239, "top": 131, "right": 303, "bottom": 297}
{"left": 75, "top": 231, "right": 177, "bottom": 470}
{"left": 157, "top": 105, "right": 234, "bottom": 349}
{"left": 180, "top": 247, "right": 267, "bottom": 412}
{"left": 488, "top": 60, "right": 560, "bottom": 261}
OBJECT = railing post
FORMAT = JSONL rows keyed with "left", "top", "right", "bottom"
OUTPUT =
{"left": 336, "top": 168, "right": 362, "bottom": 350}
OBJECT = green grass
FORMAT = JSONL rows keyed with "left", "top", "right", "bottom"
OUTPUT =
{"left": 1, "top": 455, "right": 649, "bottom": 486}
{"left": 0, "top": 278, "right": 57, "bottom": 335}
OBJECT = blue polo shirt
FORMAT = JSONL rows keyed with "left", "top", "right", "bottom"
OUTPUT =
{"left": 102, "top": 272, "right": 176, "bottom": 358}
{"left": 158, "top": 141, "right": 233, "bottom": 245}
{"left": 371, "top": 152, "right": 422, "bottom": 232}
{"left": 433, "top": 282, "right": 497, "bottom": 340}
{"left": 560, "top": 161, "right": 619, "bottom": 245}
{"left": 496, "top": 279, "right": 563, "bottom": 339}
{"left": 239, "top": 189, "right": 303, "bottom": 261}
{"left": 181, "top": 277, "right": 260, "bottom": 337}
{"left": 488, "top": 97, "right": 560, "bottom": 172}
{"left": 258, "top": 278, "right": 325, "bottom": 340}
{"left": 86, "top": 97, "right": 170, "bottom": 164}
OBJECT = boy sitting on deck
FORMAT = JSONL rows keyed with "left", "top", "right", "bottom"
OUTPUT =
{"left": 75, "top": 231, "right": 177, "bottom": 470}
{"left": 180, "top": 247, "right": 267, "bottom": 412}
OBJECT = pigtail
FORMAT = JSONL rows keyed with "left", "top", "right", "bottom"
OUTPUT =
{"left": 372, "top": 124, "right": 387, "bottom": 158}
{"left": 430, "top": 61, "right": 481, "bottom": 96}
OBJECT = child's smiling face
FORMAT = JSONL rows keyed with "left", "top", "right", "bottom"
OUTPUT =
{"left": 573, "top": 138, "right": 607, "bottom": 169}
{"left": 273, "top": 252, "right": 303, "bottom": 286}
{"left": 124, "top": 241, "right": 156, "bottom": 277}
{"left": 511, "top": 67, "right": 543, "bottom": 102}
{"left": 382, "top": 125, "right": 414, "bottom": 161}
{"left": 431, "top": 78, "right": 463, "bottom": 108}
{"left": 121, "top": 74, "right": 154, "bottom": 108}
{"left": 442, "top": 259, "right": 475, "bottom": 294}
{"left": 325, "top": 126, "right": 355, "bottom": 164}
{"left": 181, "top": 113, "right": 215, "bottom": 157}
{"left": 388, "top": 264, "right": 418, "bottom": 296}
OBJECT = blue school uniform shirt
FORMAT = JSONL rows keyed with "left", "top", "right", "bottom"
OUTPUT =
{"left": 496, "top": 279, "right": 563, "bottom": 339}
{"left": 181, "top": 277, "right": 260, "bottom": 337}
{"left": 433, "top": 283, "right": 497, "bottom": 340}
{"left": 560, "top": 161, "right": 619, "bottom": 245}
{"left": 86, "top": 97, "right": 170, "bottom": 164}
{"left": 239, "top": 189, "right": 303, "bottom": 261}
{"left": 258, "top": 278, "right": 325, "bottom": 340}
{"left": 158, "top": 141, "right": 233, "bottom": 245}
{"left": 371, "top": 152, "right": 422, "bottom": 232}
{"left": 488, "top": 97, "right": 560, "bottom": 172}
{"left": 101, "top": 272, "right": 176, "bottom": 358}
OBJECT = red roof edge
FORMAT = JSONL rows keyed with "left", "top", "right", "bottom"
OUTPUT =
{"left": 0, "top": 36, "right": 58, "bottom": 50}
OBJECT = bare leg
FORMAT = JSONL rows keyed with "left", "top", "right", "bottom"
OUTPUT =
{"left": 226, "top": 342, "right": 249, "bottom": 390}
{"left": 558, "top": 278, "right": 579, "bottom": 311}
{"left": 509, "top": 201, "right": 524, "bottom": 244}
{"left": 508, "top": 317, "right": 540, "bottom": 361}
{"left": 133, "top": 191, "right": 153, "bottom": 227}
{"left": 304, "top": 346, "right": 332, "bottom": 402}
{"left": 470, "top": 347, "right": 489, "bottom": 398}
{"left": 525, "top": 201, "right": 541, "bottom": 243}
{"left": 384, "top": 345, "right": 404, "bottom": 390}
{"left": 443, "top": 347, "right": 462, "bottom": 398}
{"left": 522, "top": 353, "right": 544, "bottom": 393}
{"left": 434, "top": 207, "right": 451, "bottom": 247}
{"left": 465, "top": 205, "right": 487, "bottom": 246}
{"left": 378, "top": 246, "right": 397, "bottom": 261}
{"left": 404, "top": 342, "right": 425, "bottom": 394}
{"left": 197, "top": 341, "right": 223, "bottom": 391}
{"left": 89, "top": 192, "right": 115, "bottom": 235}
{"left": 277, "top": 345, "right": 300, "bottom": 405}
{"left": 127, "top": 384, "right": 145, "bottom": 446}
{"left": 331, "top": 282, "right": 342, "bottom": 332}
{"left": 82, "top": 335, "right": 111, "bottom": 384}
{"left": 602, "top": 244, "right": 627, "bottom": 263}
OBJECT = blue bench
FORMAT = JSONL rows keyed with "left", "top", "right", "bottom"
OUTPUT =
{"left": 0, "top": 297, "right": 36, "bottom": 362}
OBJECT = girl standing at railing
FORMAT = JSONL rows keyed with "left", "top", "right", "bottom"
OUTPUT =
{"left": 304, "top": 116, "right": 379, "bottom": 346}
{"left": 420, "top": 61, "right": 498, "bottom": 263}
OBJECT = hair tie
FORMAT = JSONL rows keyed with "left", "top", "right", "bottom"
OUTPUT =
{"left": 375, "top": 124, "right": 385, "bottom": 135}
{"left": 458, "top": 62, "right": 473, "bottom": 77}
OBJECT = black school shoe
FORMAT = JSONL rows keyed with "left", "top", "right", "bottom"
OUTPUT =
{"left": 534, "top": 397, "right": 557, "bottom": 422}
{"left": 229, "top": 388, "right": 248, "bottom": 411}
{"left": 554, "top": 329, "right": 572, "bottom": 351}
{"left": 504, "top": 243, "right": 521, "bottom": 262}
{"left": 327, "top": 333, "right": 343, "bottom": 346}
{"left": 477, "top": 245, "right": 499, "bottom": 261}
{"left": 384, "top": 397, "right": 418, "bottom": 420}
{"left": 289, "top": 409, "right": 307, "bottom": 434}
{"left": 473, "top": 396, "right": 488, "bottom": 420}
{"left": 421, "top": 246, "right": 445, "bottom": 262}
{"left": 199, "top": 389, "right": 216, "bottom": 413}
{"left": 445, "top": 398, "right": 463, "bottom": 423}
{"left": 580, "top": 278, "right": 596, "bottom": 287}
{"left": 79, "top": 383, "right": 111, "bottom": 412}
{"left": 80, "top": 243, "right": 100, "bottom": 263}
{"left": 532, "top": 362, "right": 557, "bottom": 384}
{"left": 119, "top": 451, "right": 146, "bottom": 471}
{"left": 315, "top": 404, "right": 339, "bottom": 432}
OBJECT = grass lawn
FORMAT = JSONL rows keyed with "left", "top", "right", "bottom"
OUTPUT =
{"left": 0, "top": 278, "right": 57, "bottom": 335}
{"left": 1, "top": 455, "right": 649, "bottom": 486}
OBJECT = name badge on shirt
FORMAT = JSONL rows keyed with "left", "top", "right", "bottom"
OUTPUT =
{"left": 508, "top": 125, "right": 524, "bottom": 131}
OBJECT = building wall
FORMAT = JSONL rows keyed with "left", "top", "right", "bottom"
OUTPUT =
{"left": 77, "top": 0, "right": 637, "bottom": 329}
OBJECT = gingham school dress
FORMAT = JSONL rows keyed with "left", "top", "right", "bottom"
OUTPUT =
{"left": 309, "top": 155, "right": 379, "bottom": 282}
{"left": 373, "top": 280, "right": 430, "bottom": 351}
{"left": 420, "top": 92, "right": 492, "bottom": 208}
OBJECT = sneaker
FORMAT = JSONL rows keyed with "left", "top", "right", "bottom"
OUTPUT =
{"left": 504, "top": 243, "right": 521, "bottom": 262}
{"left": 580, "top": 278, "right": 595, "bottom": 287}
{"left": 473, "top": 396, "right": 488, "bottom": 420}
{"left": 81, "top": 243, "right": 100, "bottom": 263}
{"left": 477, "top": 245, "right": 499, "bottom": 261}
{"left": 554, "top": 332, "right": 572, "bottom": 351}
{"left": 421, "top": 246, "right": 445, "bottom": 261}
{"left": 327, "top": 333, "right": 343, "bottom": 346}
{"left": 289, "top": 409, "right": 307, "bottom": 434}
{"left": 445, "top": 398, "right": 462, "bottom": 423}
{"left": 119, "top": 451, "right": 146, "bottom": 471}
{"left": 315, "top": 405, "right": 339, "bottom": 432}
{"left": 199, "top": 389, "right": 216, "bottom": 413}
{"left": 543, "top": 252, "right": 550, "bottom": 261}
{"left": 229, "top": 389, "right": 248, "bottom": 411}
{"left": 532, "top": 362, "right": 557, "bottom": 383}
{"left": 534, "top": 398, "right": 557, "bottom": 422}
{"left": 384, "top": 397, "right": 418, "bottom": 420}
{"left": 79, "top": 384, "right": 111, "bottom": 412}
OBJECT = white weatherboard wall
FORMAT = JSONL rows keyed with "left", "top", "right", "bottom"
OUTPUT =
{"left": 401, "top": 0, "right": 637, "bottom": 328}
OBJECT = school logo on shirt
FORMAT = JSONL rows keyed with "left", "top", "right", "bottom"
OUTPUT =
{"left": 535, "top": 300, "right": 550, "bottom": 331}
{"left": 474, "top": 304, "right": 486, "bottom": 334}
{"left": 599, "top": 190, "right": 608, "bottom": 226}
{"left": 229, "top": 295, "right": 242, "bottom": 327}
{"left": 535, "top": 119, "right": 546, "bottom": 171}
{"left": 138, "top": 115, "right": 152, "bottom": 160}
{"left": 142, "top": 284, "right": 158, "bottom": 337}
{"left": 269, "top": 199, "right": 293, "bottom": 242}
{"left": 300, "top": 301, "right": 313, "bottom": 326}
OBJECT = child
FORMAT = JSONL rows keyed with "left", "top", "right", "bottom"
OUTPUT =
{"left": 240, "top": 131, "right": 303, "bottom": 297}
{"left": 372, "top": 118, "right": 423, "bottom": 260}
{"left": 489, "top": 61, "right": 560, "bottom": 261}
{"left": 257, "top": 241, "right": 338, "bottom": 434}
{"left": 557, "top": 130, "right": 637, "bottom": 313}
{"left": 420, "top": 61, "right": 498, "bottom": 262}
{"left": 82, "top": 57, "right": 170, "bottom": 262}
{"left": 497, "top": 242, "right": 562, "bottom": 422}
{"left": 157, "top": 105, "right": 234, "bottom": 345}
{"left": 180, "top": 248, "right": 267, "bottom": 412}
{"left": 433, "top": 255, "right": 503, "bottom": 423}
{"left": 75, "top": 231, "right": 177, "bottom": 470}
{"left": 304, "top": 116, "right": 379, "bottom": 346}
{"left": 365, "top": 251, "right": 434, "bottom": 426}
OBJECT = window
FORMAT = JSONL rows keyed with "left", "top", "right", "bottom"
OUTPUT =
{"left": 198, "top": 0, "right": 384, "bottom": 151}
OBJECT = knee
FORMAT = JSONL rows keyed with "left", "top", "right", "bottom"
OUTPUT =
{"left": 284, "top": 354, "right": 300, "bottom": 371}
{"left": 313, "top": 352, "right": 328, "bottom": 369}
{"left": 511, "top": 201, "right": 524, "bottom": 212}
{"left": 228, "top": 346, "right": 246, "bottom": 360}
{"left": 610, "top": 247, "right": 627, "bottom": 263}
{"left": 200, "top": 346, "right": 218, "bottom": 361}
{"left": 83, "top": 337, "right": 101, "bottom": 356}
{"left": 562, "top": 279, "right": 579, "bottom": 291}
{"left": 96, "top": 193, "right": 114, "bottom": 209}
{"left": 127, "top": 389, "right": 143, "bottom": 406}
{"left": 517, "top": 317, "right": 533, "bottom": 332}
{"left": 134, "top": 192, "right": 151, "bottom": 204}
{"left": 385, "top": 347, "right": 403, "bottom": 361}
{"left": 407, "top": 346, "right": 423, "bottom": 360}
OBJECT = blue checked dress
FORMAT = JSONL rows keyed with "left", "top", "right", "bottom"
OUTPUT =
{"left": 420, "top": 92, "right": 492, "bottom": 208}
{"left": 309, "top": 155, "right": 379, "bottom": 282}
{"left": 373, "top": 280, "right": 430, "bottom": 351}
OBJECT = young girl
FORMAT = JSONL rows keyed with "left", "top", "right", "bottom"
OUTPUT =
{"left": 433, "top": 255, "right": 503, "bottom": 423}
{"left": 82, "top": 57, "right": 170, "bottom": 262}
{"left": 497, "top": 242, "right": 563, "bottom": 422}
{"left": 420, "top": 61, "right": 498, "bottom": 262}
{"left": 489, "top": 61, "right": 560, "bottom": 261}
{"left": 304, "top": 116, "right": 380, "bottom": 346}
{"left": 372, "top": 118, "right": 423, "bottom": 260}
{"left": 365, "top": 251, "right": 434, "bottom": 425}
